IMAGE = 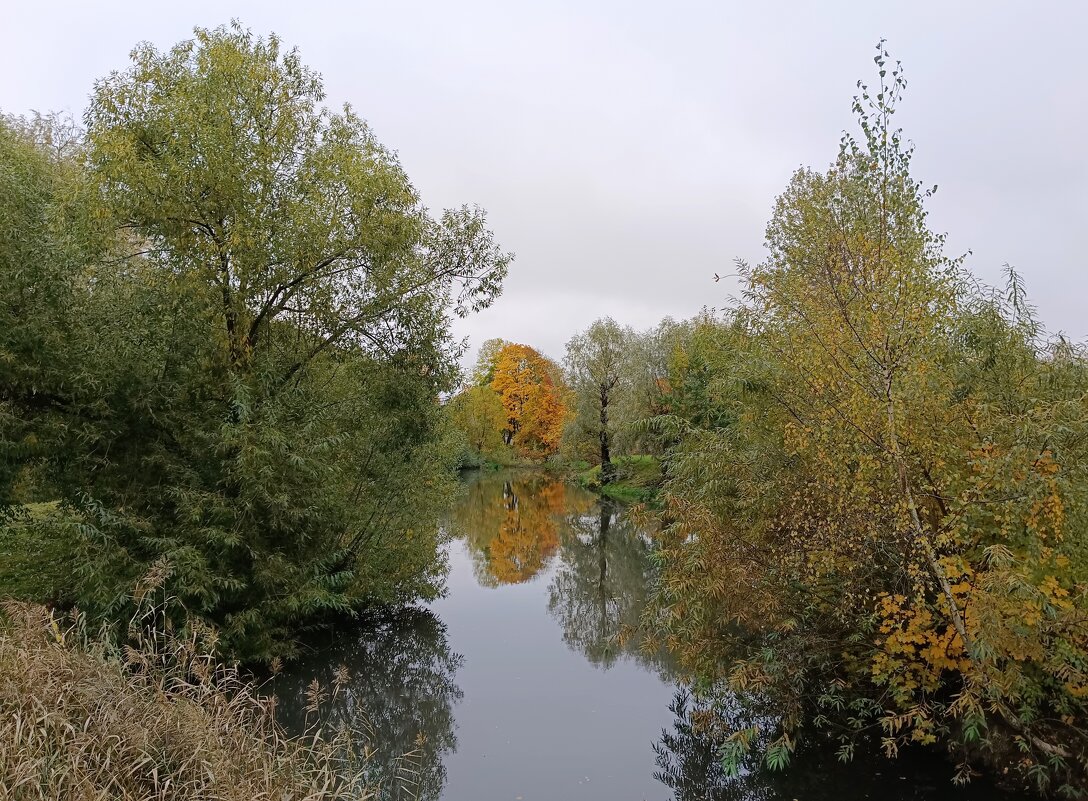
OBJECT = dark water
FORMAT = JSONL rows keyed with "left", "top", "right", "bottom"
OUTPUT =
{"left": 274, "top": 471, "right": 1028, "bottom": 801}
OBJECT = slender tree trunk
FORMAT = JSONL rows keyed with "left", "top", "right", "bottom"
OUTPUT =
{"left": 884, "top": 377, "right": 973, "bottom": 655}
{"left": 599, "top": 382, "right": 614, "bottom": 484}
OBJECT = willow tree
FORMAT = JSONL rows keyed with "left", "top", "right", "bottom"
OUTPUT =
{"left": 564, "top": 318, "right": 635, "bottom": 483}
{"left": 32, "top": 23, "right": 513, "bottom": 660}
{"left": 0, "top": 116, "right": 106, "bottom": 513}
{"left": 653, "top": 44, "right": 1088, "bottom": 789}
{"left": 87, "top": 23, "right": 507, "bottom": 389}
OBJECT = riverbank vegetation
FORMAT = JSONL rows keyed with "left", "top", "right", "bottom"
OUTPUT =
{"left": 644, "top": 48, "right": 1088, "bottom": 794}
{"left": 0, "top": 22, "right": 509, "bottom": 795}
{"left": 447, "top": 321, "right": 683, "bottom": 498}
{"left": 4, "top": 18, "right": 1085, "bottom": 797}
{"left": 447, "top": 42, "right": 1088, "bottom": 796}
{"left": 0, "top": 601, "right": 374, "bottom": 800}
{"left": 448, "top": 339, "right": 567, "bottom": 467}
{"left": 0, "top": 22, "right": 508, "bottom": 662}
{"left": 575, "top": 455, "right": 662, "bottom": 502}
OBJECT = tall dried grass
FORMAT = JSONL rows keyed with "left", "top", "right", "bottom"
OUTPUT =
{"left": 0, "top": 601, "right": 372, "bottom": 801}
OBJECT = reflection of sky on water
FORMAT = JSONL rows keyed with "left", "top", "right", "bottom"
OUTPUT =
{"left": 433, "top": 476, "right": 678, "bottom": 800}
{"left": 276, "top": 472, "right": 1028, "bottom": 801}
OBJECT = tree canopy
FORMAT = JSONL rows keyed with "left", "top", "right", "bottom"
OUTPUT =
{"left": 647, "top": 45, "right": 1088, "bottom": 791}
{"left": 0, "top": 23, "right": 510, "bottom": 661}
{"left": 488, "top": 343, "right": 567, "bottom": 458}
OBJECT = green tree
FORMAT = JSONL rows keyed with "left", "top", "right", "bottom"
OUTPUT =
{"left": 446, "top": 384, "right": 509, "bottom": 463}
{"left": 0, "top": 115, "right": 107, "bottom": 514}
{"left": 469, "top": 338, "right": 510, "bottom": 387}
{"left": 3, "top": 23, "right": 510, "bottom": 661}
{"left": 563, "top": 318, "right": 635, "bottom": 483}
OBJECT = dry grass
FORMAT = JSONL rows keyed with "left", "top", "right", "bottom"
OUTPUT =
{"left": 0, "top": 601, "right": 372, "bottom": 801}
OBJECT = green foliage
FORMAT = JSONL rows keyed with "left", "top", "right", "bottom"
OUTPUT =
{"left": 563, "top": 317, "right": 636, "bottom": 481}
{"left": 0, "top": 115, "right": 108, "bottom": 518}
{"left": 0, "top": 503, "right": 78, "bottom": 606}
{"left": 446, "top": 384, "right": 514, "bottom": 467}
{"left": 0, "top": 23, "right": 508, "bottom": 661}
{"left": 576, "top": 455, "right": 662, "bottom": 502}
{"left": 563, "top": 317, "right": 694, "bottom": 478}
{"left": 648, "top": 43, "right": 1088, "bottom": 793}
{"left": 656, "top": 312, "right": 739, "bottom": 437}
{"left": 469, "top": 338, "right": 510, "bottom": 387}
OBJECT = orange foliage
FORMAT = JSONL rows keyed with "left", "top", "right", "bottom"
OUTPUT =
{"left": 489, "top": 524, "right": 558, "bottom": 584}
{"left": 456, "top": 476, "right": 581, "bottom": 585}
{"left": 489, "top": 343, "right": 568, "bottom": 457}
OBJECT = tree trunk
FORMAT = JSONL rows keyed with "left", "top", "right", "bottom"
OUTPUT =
{"left": 599, "top": 382, "right": 615, "bottom": 484}
{"left": 884, "top": 379, "right": 973, "bottom": 655}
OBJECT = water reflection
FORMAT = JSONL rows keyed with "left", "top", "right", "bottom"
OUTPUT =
{"left": 274, "top": 472, "right": 1025, "bottom": 801}
{"left": 548, "top": 498, "right": 671, "bottom": 673}
{"left": 654, "top": 688, "right": 734, "bottom": 801}
{"left": 452, "top": 472, "right": 667, "bottom": 672}
{"left": 450, "top": 473, "right": 585, "bottom": 585}
{"left": 273, "top": 608, "right": 462, "bottom": 801}
{"left": 653, "top": 686, "right": 1026, "bottom": 801}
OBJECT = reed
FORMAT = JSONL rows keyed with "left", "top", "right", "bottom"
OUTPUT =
{"left": 0, "top": 600, "right": 372, "bottom": 801}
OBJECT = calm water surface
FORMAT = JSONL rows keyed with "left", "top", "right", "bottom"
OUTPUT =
{"left": 275, "top": 471, "right": 1028, "bottom": 801}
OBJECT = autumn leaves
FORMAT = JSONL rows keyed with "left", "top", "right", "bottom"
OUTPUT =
{"left": 450, "top": 340, "right": 569, "bottom": 463}
{"left": 490, "top": 344, "right": 568, "bottom": 457}
{"left": 648, "top": 45, "right": 1088, "bottom": 790}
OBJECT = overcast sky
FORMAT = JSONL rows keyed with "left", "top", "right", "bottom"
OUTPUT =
{"left": 3, "top": 1, "right": 1085, "bottom": 366}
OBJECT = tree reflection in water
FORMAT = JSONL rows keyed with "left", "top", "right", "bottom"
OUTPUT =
{"left": 452, "top": 473, "right": 592, "bottom": 586}
{"left": 454, "top": 471, "right": 669, "bottom": 672}
{"left": 654, "top": 688, "right": 733, "bottom": 801}
{"left": 273, "top": 608, "right": 463, "bottom": 801}
{"left": 653, "top": 687, "right": 1026, "bottom": 801}
{"left": 548, "top": 497, "right": 672, "bottom": 673}
{"left": 271, "top": 473, "right": 1025, "bottom": 801}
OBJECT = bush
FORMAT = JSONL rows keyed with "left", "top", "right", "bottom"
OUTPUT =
{"left": 576, "top": 454, "right": 662, "bottom": 502}
{"left": 0, "top": 503, "right": 78, "bottom": 606}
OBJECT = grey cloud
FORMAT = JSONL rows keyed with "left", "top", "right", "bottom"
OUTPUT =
{"left": 4, "top": 0, "right": 1084, "bottom": 365}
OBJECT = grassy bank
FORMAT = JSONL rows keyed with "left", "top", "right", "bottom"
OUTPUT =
{"left": 0, "top": 602, "right": 373, "bottom": 801}
{"left": 454, "top": 439, "right": 549, "bottom": 472}
{"left": 575, "top": 455, "right": 662, "bottom": 503}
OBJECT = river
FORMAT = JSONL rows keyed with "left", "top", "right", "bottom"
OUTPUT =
{"left": 274, "top": 470, "right": 1028, "bottom": 800}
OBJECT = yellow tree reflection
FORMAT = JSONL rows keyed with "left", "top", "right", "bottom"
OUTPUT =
{"left": 452, "top": 473, "right": 592, "bottom": 586}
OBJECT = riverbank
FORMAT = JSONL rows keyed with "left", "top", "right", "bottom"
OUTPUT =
{"left": 275, "top": 470, "right": 1031, "bottom": 800}
{"left": 458, "top": 453, "right": 664, "bottom": 503}
{"left": 573, "top": 454, "right": 663, "bottom": 503}
{"left": 0, "top": 601, "right": 373, "bottom": 800}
